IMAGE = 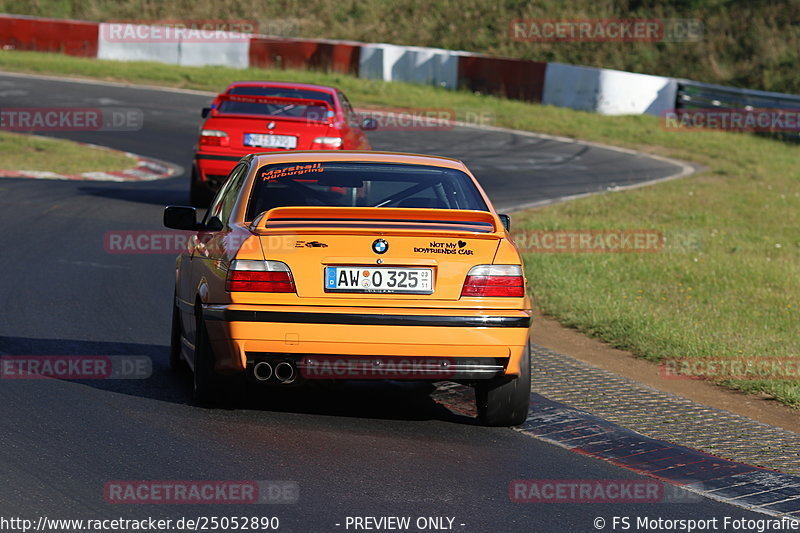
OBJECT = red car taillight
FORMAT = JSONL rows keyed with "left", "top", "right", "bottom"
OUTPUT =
{"left": 311, "top": 136, "right": 343, "bottom": 150}
{"left": 225, "top": 260, "right": 296, "bottom": 293}
{"left": 461, "top": 265, "right": 525, "bottom": 298}
{"left": 199, "top": 129, "right": 230, "bottom": 147}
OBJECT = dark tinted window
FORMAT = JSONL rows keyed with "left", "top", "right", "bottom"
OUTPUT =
{"left": 227, "top": 86, "right": 334, "bottom": 105}
{"left": 247, "top": 162, "right": 488, "bottom": 220}
{"left": 218, "top": 100, "right": 331, "bottom": 121}
{"left": 204, "top": 163, "right": 249, "bottom": 227}
{"left": 219, "top": 87, "right": 335, "bottom": 120}
{"left": 338, "top": 91, "right": 356, "bottom": 124}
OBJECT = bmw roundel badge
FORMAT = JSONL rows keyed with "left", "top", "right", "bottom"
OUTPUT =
{"left": 372, "top": 239, "right": 389, "bottom": 254}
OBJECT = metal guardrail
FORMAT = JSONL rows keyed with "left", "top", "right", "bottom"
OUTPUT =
{"left": 677, "top": 79, "right": 800, "bottom": 110}
{"left": 676, "top": 79, "right": 800, "bottom": 141}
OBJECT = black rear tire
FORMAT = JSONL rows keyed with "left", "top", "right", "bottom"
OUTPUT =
{"left": 192, "top": 310, "right": 221, "bottom": 406}
{"left": 475, "top": 342, "right": 531, "bottom": 427}
{"left": 192, "top": 309, "right": 247, "bottom": 407}
{"left": 169, "top": 294, "right": 187, "bottom": 372}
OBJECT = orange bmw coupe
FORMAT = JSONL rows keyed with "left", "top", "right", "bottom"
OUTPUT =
{"left": 165, "top": 151, "right": 532, "bottom": 426}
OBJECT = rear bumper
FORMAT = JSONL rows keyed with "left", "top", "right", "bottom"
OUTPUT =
{"left": 202, "top": 304, "right": 531, "bottom": 378}
{"left": 249, "top": 354, "right": 508, "bottom": 381}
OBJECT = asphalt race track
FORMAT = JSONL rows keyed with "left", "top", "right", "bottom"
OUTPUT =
{"left": 0, "top": 73, "right": 769, "bottom": 531}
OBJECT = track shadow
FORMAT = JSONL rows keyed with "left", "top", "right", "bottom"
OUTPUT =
{"left": 240, "top": 379, "right": 477, "bottom": 425}
{"left": 78, "top": 181, "right": 190, "bottom": 207}
{"left": 0, "top": 335, "right": 472, "bottom": 425}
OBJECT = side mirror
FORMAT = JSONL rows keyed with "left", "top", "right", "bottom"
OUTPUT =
{"left": 205, "top": 216, "right": 224, "bottom": 232}
{"left": 361, "top": 117, "right": 378, "bottom": 130}
{"left": 499, "top": 214, "right": 511, "bottom": 232}
{"left": 164, "top": 206, "right": 201, "bottom": 230}
{"left": 201, "top": 107, "right": 211, "bottom": 118}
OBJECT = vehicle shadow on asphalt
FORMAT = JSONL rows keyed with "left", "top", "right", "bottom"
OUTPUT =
{"left": 0, "top": 335, "right": 476, "bottom": 426}
{"left": 78, "top": 181, "right": 190, "bottom": 207}
{"left": 239, "top": 379, "right": 478, "bottom": 426}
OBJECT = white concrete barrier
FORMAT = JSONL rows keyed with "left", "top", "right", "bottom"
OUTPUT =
{"left": 542, "top": 63, "right": 677, "bottom": 116}
{"left": 97, "top": 21, "right": 676, "bottom": 115}
{"left": 98, "top": 23, "right": 179, "bottom": 63}
{"left": 177, "top": 41, "right": 249, "bottom": 69}
{"left": 97, "top": 23, "right": 249, "bottom": 69}
{"left": 358, "top": 44, "right": 387, "bottom": 80}
{"left": 359, "top": 43, "right": 458, "bottom": 89}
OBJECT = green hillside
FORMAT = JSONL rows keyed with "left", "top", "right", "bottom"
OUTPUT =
{"left": 3, "top": 0, "right": 799, "bottom": 93}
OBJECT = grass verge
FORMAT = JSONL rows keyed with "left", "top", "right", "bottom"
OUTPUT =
{"left": 1, "top": 50, "right": 798, "bottom": 406}
{"left": 0, "top": 130, "right": 133, "bottom": 174}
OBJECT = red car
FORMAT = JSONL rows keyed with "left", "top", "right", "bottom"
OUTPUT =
{"left": 190, "top": 81, "right": 375, "bottom": 206}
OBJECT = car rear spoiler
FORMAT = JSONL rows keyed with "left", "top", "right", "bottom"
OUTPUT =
{"left": 250, "top": 207, "right": 502, "bottom": 237}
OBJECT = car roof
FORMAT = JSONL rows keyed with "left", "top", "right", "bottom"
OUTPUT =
{"left": 224, "top": 81, "right": 338, "bottom": 95}
{"left": 249, "top": 151, "right": 468, "bottom": 171}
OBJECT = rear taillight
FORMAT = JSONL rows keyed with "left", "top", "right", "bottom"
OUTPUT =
{"left": 225, "top": 260, "right": 296, "bottom": 293}
{"left": 461, "top": 265, "right": 525, "bottom": 298}
{"left": 199, "top": 129, "right": 230, "bottom": 147}
{"left": 311, "top": 136, "right": 343, "bottom": 149}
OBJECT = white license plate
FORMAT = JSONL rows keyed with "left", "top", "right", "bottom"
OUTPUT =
{"left": 244, "top": 133, "right": 297, "bottom": 149}
{"left": 325, "top": 267, "right": 433, "bottom": 294}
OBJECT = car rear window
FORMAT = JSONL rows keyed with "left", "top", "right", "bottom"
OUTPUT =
{"left": 247, "top": 162, "right": 489, "bottom": 220}
{"left": 219, "top": 87, "right": 335, "bottom": 120}
{"left": 229, "top": 86, "right": 335, "bottom": 105}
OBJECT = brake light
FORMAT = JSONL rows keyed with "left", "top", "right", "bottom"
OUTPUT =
{"left": 200, "top": 129, "right": 230, "bottom": 147}
{"left": 461, "top": 265, "right": 525, "bottom": 297}
{"left": 311, "top": 136, "right": 343, "bottom": 149}
{"left": 225, "top": 260, "right": 296, "bottom": 293}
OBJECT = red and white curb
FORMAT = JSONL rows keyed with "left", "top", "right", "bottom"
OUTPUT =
{"left": 0, "top": 141, "right": 180, "bottom": 182}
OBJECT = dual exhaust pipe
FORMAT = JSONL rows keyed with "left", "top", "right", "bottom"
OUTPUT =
{"left": 253, "top": 361, "right": 296, "bottom": 384}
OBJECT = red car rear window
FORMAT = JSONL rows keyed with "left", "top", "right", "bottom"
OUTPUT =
{"left": 218, "top": 87, "right": 335, "bottom": 121}
{"left": 228, "top": 86, "right": 334, "bottom": 105}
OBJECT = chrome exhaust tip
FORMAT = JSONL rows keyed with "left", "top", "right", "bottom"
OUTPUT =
{"left": 253, "top": 361, "right": 273, "bottom": 382}
{"left": 274, "top": 362, "right": 296, "bottom": 384}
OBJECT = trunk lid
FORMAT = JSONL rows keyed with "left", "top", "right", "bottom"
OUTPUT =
{"left": 206, "top": 94, "right": 335, "bottom": 152}
{"left": 250, "top": 207, "right": 502, "bottom": 300}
